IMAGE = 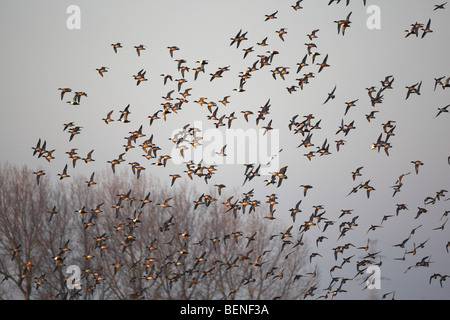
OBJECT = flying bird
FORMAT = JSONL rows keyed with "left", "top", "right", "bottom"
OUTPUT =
{"left": 264, "top": 11, "right": 278, "bottom": 21}
{"left": 96, "top": 66, "right": 108, "bottom": 77}
{"left": 323, "top": 85, "right": 336, "bottom": 104}
{"left": 111, "top": 42, "right": 123, "bottom": 53}
{"left": 411, "top": 160, "right": 424, "bottom": 174}
{"left": 433, "top": 3, "right": 447, "bottom": 11}
{"left": 317, "top": 54, "right": 330, "bottom": 73}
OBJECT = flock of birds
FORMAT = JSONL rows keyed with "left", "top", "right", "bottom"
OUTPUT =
{"left": 17, "top": 0, "right": 450, "bottom": 300}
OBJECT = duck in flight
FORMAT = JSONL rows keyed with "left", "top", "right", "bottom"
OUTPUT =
{"left": 160, "top": 74, "right": 173, "bottom": 85}
{"left": 265, "top": 10, "right": 278, "bottom": 21}
{"left": 344, "top": 99, "right": 358, "bottom": 115}
{"left": 307, "top": 29, "right": 320, "bottom": 41}
{"left": 317, "top": 54, "right": 330, "bottom": 73}
{"left": 411, "top": 160, "right": 424, "bottom": 174}
{"left": 58, "top": 88, "right": 72, "bottom": 100}
{"left": 134, "top": 44, "right": 146, "bottom": 56}
{"left": 292, "top": 0, "right": 304, "bottom": 10}
{"left": 230, "top": 29, "right": 248, "bottom": 48}
{"left": 167, "top": 46, "right": 179, "bottom": 58}
{"left": 82, "top": 150, "right": 95, "bottom": 164}
{"left": 33, "top": 170, "right": 45, "bottom": 185}
{"left": 57, "top": 164, "right": 70, "bottom": 180}
{"left": 334, "top": 12, "right": 352, "bottom": 35}
{"left": 323, "top": 85, "right": 336, "bottom": 104}
{"left": 242, "top": 46, "right": 254, "bottom": 59}
{"left": 434, "top": 2, "right": 447, "bottom": 10}
{"left": 111, "top": 42, "right": 123, "bottom": 53}
{"left": 96, "top": 66, "right": 108, "bottom": 77}
{"left": 103, "top": 110, "right": 114, "bottom": 124}
{"left": 296, "top": 54, "right": 309, "bottom": 73}
{"left": 86, "top": 172, "right": 96, "bottom": 187}
{"left": 405, "top": 81, "right": 422, "bottom": 99}
{"left": 421, "top": 19, "right": 433, "bottom": 38}
{"left": 300, "top": 185, "right": 313, "bottom": 197}
{"left": 435, "top": 104, "right": 449, "bottom": 118}
{"left": 257, "top": 37, "right": 269, "bottom": 47}
{"left": 133, "top": 69, "right": 148, "bottom": 86}
{"left": 276, "top": 28, "right": 288, "bottom": 41}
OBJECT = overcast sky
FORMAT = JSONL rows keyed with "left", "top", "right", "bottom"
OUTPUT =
{"left": 1, "top": 0, "right": 449, "bottom": 299}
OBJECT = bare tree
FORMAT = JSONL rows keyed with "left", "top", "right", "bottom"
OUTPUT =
{"left": 0, "top": 163, "right": 318, "bottom": 300}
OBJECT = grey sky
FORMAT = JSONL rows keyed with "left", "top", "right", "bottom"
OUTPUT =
{"left": 1, "top": 0, "right": 449, "bottom": 299}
